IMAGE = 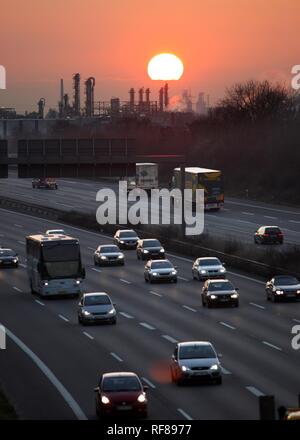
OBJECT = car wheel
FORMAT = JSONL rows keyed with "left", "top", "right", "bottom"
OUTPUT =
{"left": 137, "top": 253, "right": 140, "bottom": 260}
{"left": 145, "top": 277, "right": 148, "bottom": 283}
{"left": 176, "top": 377, "right": 184, "bottom": 386}
{"left": 94, "top": 258, "right": 98, "bottom": 266}
{"left": 272, "top": 294, "right": 278, "bottom": 303}
{"left": 140, "top": 411, "right": 148, "bottom": 419}
{"left": 215, "top": 377, "right": 222, "bottom": 385}
{"left": 111, "top": 318, "right": 117, "bottom": 325}
{"left": 15, "top": 263, "right": 19, "bottom": 268}
{"left": 234, "top": 301, "right": 239, "bottom": 308}
{"left": 207, "top": 301, "right": 212, "bottom": 308}
{"left": 30, "top": 281, "right": 35, "bottom": 295}
{"left": 173, "top": 278, "right": 178, "bottom": 284}
{"left": 78, "top": 316, "right": 82, "bottom": 324}
{"left": 149, "top": 277, "right": 153, "bottom": 284}
{"left": 266, "top": 290, "right": 270, "bottom": 301}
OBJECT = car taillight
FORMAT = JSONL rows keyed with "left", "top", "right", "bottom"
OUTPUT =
{"left": 263, "top": 234, "right": 269, "bottom": 237}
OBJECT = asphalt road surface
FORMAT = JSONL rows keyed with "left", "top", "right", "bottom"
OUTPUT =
{"left": 0, "top": 208, "right": 300, "bottom": 420}
{"left": 1, "top": 169, "right": 300, "bottom": 246}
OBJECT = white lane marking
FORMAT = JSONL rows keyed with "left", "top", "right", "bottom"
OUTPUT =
{"left": 221, "top": 367, "right": 232, "bottom": 375}
{"left": 262, "top": 341, "right": 282, "bottom": 351}
{"left": 219, "top": 322, "right": 236, "bottom": 330}
{"left": 88, "top": 247, "right": 95, "bottom": 251}
{"left": 141, "top": 377, "right": 156, "bottom": 389}
{"left": 222, "top": 208, "right": 230, "bottom": 211}
{"left": 178, "top": 276, "right": 189, "bottom": 281}
{"left": 91, "top": 267, "right": 102, "bottom": 273}
{"left": 177, "top": 408, "right": 193, "bottom": 420}
{"left": 242, "top": 212, "right": 254, "bottom": 216}
{"left": 289, "top": 220, "right": 300, "bottom": 224}
{"left": 19, "top": 263, "right": 27, "bottom": 268}
{"left": 292, "top": 318, "right": 300, "bottom": 323}
{"left": 139, "top": 322, "right": 156, "bottom": 330}
{"left": 264, "top": 215, "right": 277, "bottom": 220}
{"left": 83, "top": 332, "right": 94, "bottom": 340}
{"left": 182, "top": 305, "right": 197, "bottom": 312}
{"left": 249, "top": 302, "right": 265, "bottom": 310}
{"left": 119, "top": 312, "right": 134, "bottom": 319}
{"left": 227, "top": 271, "right": 265, "bottom": 285}
{"left": 226, "top": 200, "right": 300, "bottom": 216}
{"left": 0, "top": 233, "right": 4, "bottom": 237}
{"left": 14, "top": 224, "right": 23, "bottom": 228}
{"left": 120, "top": 278, "right": 131, "bottom": 284}
{"left": 236, "top": 219, "right": 251, "bottom": 224}
{"left": 54, "top": 202, "right": 74, "bottom": 208}
{"left": 12, "top": 286, "right": 23, "bottom": 293}
{"left": 246, "top": 386, "right": 265, "bottom": 397}
{"left": 35, "top": 300, "right": 45, "bottom": 306}
{"left": 1, "top": 324, "right": 87, "bottom": 420}
{"left": 149, "top": 290, "right": 162, "bottom": 297}
{"left": 58, "top": 314, "right": 69, "bottom": 323}
{"left": 161, "top": 335, "right": 178, "bottom": 343}
{"left": 18, "top": 241, "right": 25, "bottom": 245}
{"left": 110, "top": 352, "right": 123, "bottom": 362}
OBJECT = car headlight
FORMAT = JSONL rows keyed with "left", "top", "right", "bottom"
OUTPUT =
{"left": 101, "top": 396, "right": 110, "bottom": 404}
{"left": 276, "top": 290, "right": 284, "bottom": 295}
{"left": 108, "top": 308, "right": 115, "bottom": 315}
{"left": 171, "top": 270, "right": 177, "bottom": 275}
{"left": 152, "top": 272, "right": 158, "bottom": 276}
{"left": 75, "top": 280, "right": 81, "bottom": 285}
{"left": 137, "top": 393, "right": 146, "bottom": 403}
{"left": 120, "top": 240, "right": 124, "bottom": 244}
{"left": 44, "top": 281, "right": 49, "bottom": 286}
{"left": 13, "top": 259, "right": 18, "bottom": 263}
{"left": 143, "top": 249, "right": 149, "bottom": 253}
{"left": 231, "top": 293, "right": 239, "bottom": 298}
{"left": 160, "top": 248, "right": 165, "bottom": 253}
{"left": 118, "top": 255, "right": 124, "bottom": 259}
{"left": 200, "top": 270, "right": 207, "bottom": 274}
{"left": 297, "top": 290, "right": 300, "bottom": 294}
{"left": 83, "top": 310, "right": 91, "bottom": 316}
{"left": 220, "top": 268, "right": 226, "bottom": 273}
{"left": 181, "top": 366, "right": 189, "bottom": 372}
{"left": 209, "top": 294, "right": 217, "bottom": 299}
{"left": 100, "top": 255, "right": 107, "bottom": 260}
{"left": 210, "top": 364, "right": 219, "bottom": 370}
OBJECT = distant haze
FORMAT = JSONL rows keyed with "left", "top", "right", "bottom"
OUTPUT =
{"left": 0, "top": 0, "right": 299, "bottom": 112}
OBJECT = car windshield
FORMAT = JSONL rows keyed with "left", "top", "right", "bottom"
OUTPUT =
{"left": 100, "top": 246, "right": 119, "bottom": 253}
{"left": 42, "top": 242, "right": 79, "bottom": 262}
{"left": 84, "top": 295, "right": 111, "bottom": 306}
{"left": 199, "top": 258, "right": 221, "bottom": 266}
{"left": 102, "top": 376, "right": 141, "bottom": 392}
{"left": 151, "top": 261, "right": 173, "bottom": 269}
{"left": 144, "top": 240, "right": 161, "bottom": 248}
{"left": 0, "top": 250, "right": 16, "bottom": 257}
{"left": 48, "top": 230, "right": 64, "bottom": 235}
{"left": 275, "top": 276, "right": 299, "bottom": 285}
{"left": 266, "top": 227, "right": 280, "bottom": 234}
{"left": 119, "top": 231, "right": 137, "bottom": 238}
{"left": 179, "top": 345, "right": 215, "bottom": 360}
{"left": 208, "top": 281, "right": 234, "bottom": 291}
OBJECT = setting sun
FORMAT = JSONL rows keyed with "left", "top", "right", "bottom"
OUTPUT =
{"left": 147, "top": 53, "right": 184, "bottom": 80}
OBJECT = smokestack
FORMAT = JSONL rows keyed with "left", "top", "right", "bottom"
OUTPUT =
{"left": 59, "top": 79, "right": 64, "bottom": 118}
{"left": 85, "top": 77, "right": 95, "bottom": 117}
{"left": 138, "top": 87, "right": 144, "bottom": 104}
{"left": 129, "top": 88, "right": 135, "bottom": 111}
{"left": 37, "top": 98, "right": 45, "bottom": 119}
{"left": 159, "top": 87, "right": 164, "bottom": 112}
{"left": 164, "top": 83, "right": 169, "bottom": 108}
{"left": 145, "top": 88, "right": 150, "bottom": 103}
{"left": 73, "top": 73, "right": 81, "bottom": 116}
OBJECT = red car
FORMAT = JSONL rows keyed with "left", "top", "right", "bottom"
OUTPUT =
{"left": 254, "top": 226, "right": 283, "bottom": 244}
{"left": 32, "top": 178, "right": 58, "bottom": 190}
{"left": 94, "top": 372, "right": 148, "bottom": 419}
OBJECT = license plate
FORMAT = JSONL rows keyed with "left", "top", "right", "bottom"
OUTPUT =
{"left": 220, "top": 298, "right": 229, "bottom": 302}
{"left": 208, "top": 203, "right": 218, "bottom": 209}
{"left": 287, "top": 293, "right": 296, "bottom": 297}
{"left": 59, "top": 291, "right": 67, "bottom": 295}
{"left": 117, "top": 405, "right": 132, "bottom": 411}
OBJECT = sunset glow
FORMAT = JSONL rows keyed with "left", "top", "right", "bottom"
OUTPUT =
{"left": 147, "top": 54, "right": 184, "bottom": 81}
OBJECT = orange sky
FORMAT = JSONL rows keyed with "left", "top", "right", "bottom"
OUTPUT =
{"left": 0, "top": 0, "right": 299, "bottom": 112}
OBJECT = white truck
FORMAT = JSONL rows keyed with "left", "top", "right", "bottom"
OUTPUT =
{"left": 127, "top": 163, "right": 158, "bottom": 192}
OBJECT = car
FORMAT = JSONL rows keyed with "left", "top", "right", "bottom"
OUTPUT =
{"left": 201, "top": 279, "right": 239, "bottom": 308}
{"left": 144, "top": 259, "right": 177, "bottom": 283}
{"left": 137, "top": 239, "right": 165, "bottom": 260}
{"left": 170, "top": 341, "right": 222, "bottom": 385}
{"left": 94, "top": 245, "right": 125, "bottom": 266}
{"left": 78, "top": 292, "right": 117, "bottom": 325}
{"left": 114, "top": 229, "right": 139, "bottom": 249}
{"left": 45, "top": 229, "right": 65, "bottom": 235}
{"left": 265, "top": 275, "right": 300, "bottom": 302}
{"left": 94, "top": 372, "right": 148, "bottom": 418}
{"left": 0, "top": 249, "right": 19, "bottom": 268}
{"left": 32, "top": 178, "right": 58, "bottom": 190}
{"left": 254, "top": 226, "right": 283, "bottom": 244}
{"left": 192, "top": 257, "right": 226, "bottom": 280}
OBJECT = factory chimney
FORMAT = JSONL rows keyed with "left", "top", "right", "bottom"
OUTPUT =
{"left": 37, "top": 98, "right": 45, "bottom": 119}
{"left": 58, "top": 78, "right": 64, "bottom": 118}
{"left": 138, "top": 87, "right": 144, "bottom": 104}
{"left": 73, "top": 73, "right": 81, "bottom": 116}
{"left": 129, "top": 88, "right": 135, "bottom": 111}
{"left": 85, "top": 77, "right": 95, "bottom": 117}
{"left": 159, "top": 87, "right": 164, "bottom": 112}
{"left": 164, "top": 83, "right": 169, "bottom": 108}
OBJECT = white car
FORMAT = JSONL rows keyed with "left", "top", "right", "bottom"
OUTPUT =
{"left": 192, "top": 257, "right": 226, "bottom": 281}
{"left": 45, "top": 229, "right": 65, "bottom": 235}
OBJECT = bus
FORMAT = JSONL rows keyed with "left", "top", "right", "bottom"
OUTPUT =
{"left": 172, "top": 167, "right": 224, "bottom": 211}
{"left": 26, "top": 233, "right": 85, "bottom": 297}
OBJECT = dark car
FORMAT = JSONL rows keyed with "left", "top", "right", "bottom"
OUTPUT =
{"left": 254, "top": 226, "right": 283, "bottom": 244}
{"left": 137, "top": 239, "right": 165, "bottom": 260}
{"left": 201, "top": 279, "right": 239, "bottom": 308}
{"left": 265, "top": 275, "right": 300, "bottom": 302}
{"left": 0, "top": 249, "right": 19, "bottom": 268}
{"left": 94, "top": 245, "right": 124, "bottom": 266}
{"left": 32, "top": 178, "right": 58, "bottom": 190}
{"left": 94, "top": 372, "right": 148, "bottom": 419}
{"left": 114, "top": 229, "right": 139, "bottom": 249}
{"left": 144, "top": 259, "right": 177, "bottom": 283}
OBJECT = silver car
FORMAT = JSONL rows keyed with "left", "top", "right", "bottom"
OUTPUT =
{"left": 144, "top": 259, "right": 177, "bottom": 283}
{"left": 94, "top": 245, "right": 125, "bottom": 266}
{"left": 192, "top": 257, "right": 226, "bottom": 281}
{"left": 78, "top": 292, "right": 117, "bottom": 325}
{"left": 170, "top": 341, "right": 222, "bottom": 385}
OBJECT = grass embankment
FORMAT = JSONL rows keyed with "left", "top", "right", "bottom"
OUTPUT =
{"left": 0, "top": 389, "right": 17, "bottom": 420}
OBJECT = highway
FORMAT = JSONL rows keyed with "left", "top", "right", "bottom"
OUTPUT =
{"left": 0, "top": 208, "right": 300, "bottom": 420}
{"left": 1, "top": 169, "right": 300, "bottom": 246}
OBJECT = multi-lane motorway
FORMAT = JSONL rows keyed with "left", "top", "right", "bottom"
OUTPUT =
{"left": 1, "top": 169, "right": 300, "bottom": 245}
{"left": 0, "top": 208, "right": 300, "bottom": 420}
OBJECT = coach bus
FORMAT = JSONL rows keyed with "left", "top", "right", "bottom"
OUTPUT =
{"left": 26, "top": 233, "right": 85, "bottom": 297}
